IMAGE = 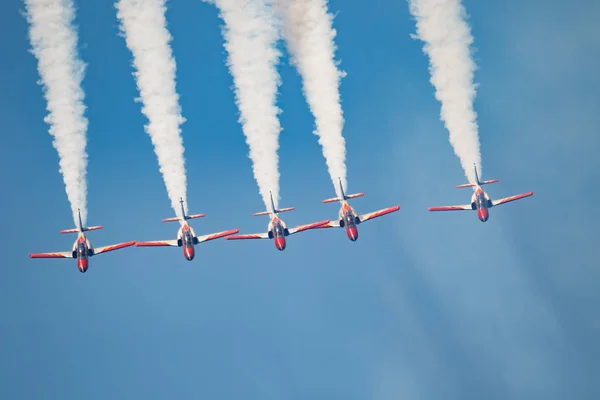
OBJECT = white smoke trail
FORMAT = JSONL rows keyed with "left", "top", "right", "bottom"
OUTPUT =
{"left": 408, "top": 0, "right": 481, "bottom": 184}
{"left": 115, "top": 0, "right": 188, "bottom": 216}
{"left": 204, "top": 0, "right": 282, "bottom": 209}
{"left": 278, "top": 0, "right": 347, "bottom": 197}
{"left": 25, "top": 0, "right": 88, "bottom": 226}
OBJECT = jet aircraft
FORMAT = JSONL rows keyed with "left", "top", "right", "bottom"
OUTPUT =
{"left": 428, "top": 164, "right": 533, "bottom": 222}
{"left": 226, "top": 192, "right": 330, "bottom": 251}
{"left": 29, "top": 210, "right": 135, "bottom": 273}
{"left": 315, "top": 178, "right": 400, "bottom": 241}
{"left": 135, "top": 198, "right": 239, "bottom": 260}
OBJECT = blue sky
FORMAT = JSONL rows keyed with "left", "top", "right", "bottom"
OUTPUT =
{"left": 1, "top": 0, "right": 599, "bottom": 398}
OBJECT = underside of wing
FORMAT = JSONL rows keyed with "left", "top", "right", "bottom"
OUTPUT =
{"left": 30, "top": 251, "right": 73, "bottom": 259}
{"left": 92, "top": 241, "right": 136, "bottom": 255}
{"left": 287, "top": 220, "right": 331, "bottom": 235}
{"left": 226, "top": 233, "right": 269, "bottom": 240}
{"left": 357, "top": 205, "right": 400, "bottom": 223}
{"left": 195, "top": 229, "right": 240, "bottom": 244}
{"left": 491, "top": 192, "right": 534, "bottom": 207}
{"left": 428, "top": 204, "right": 473, "bottom": 211}
{"left": 135, "top": 240, "right": 179, "bottom": 247}
{"left": 313, "top": 220, "right": 342, "bottom": 229}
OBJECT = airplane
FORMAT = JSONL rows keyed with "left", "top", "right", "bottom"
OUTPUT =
{"left": 135, "top": 198, "right": 239, "bottom": 260}
{"left": 428, "top": 164, "right": 534, "bottom": 222}
{"left": 29, "top": 209, "right": 135, "bottom": 273}
{"left": 315, "top": 178, "right": 400, "bottom": 241}
{"left": 226, "top": 191, "right": 330, "bottom": 251}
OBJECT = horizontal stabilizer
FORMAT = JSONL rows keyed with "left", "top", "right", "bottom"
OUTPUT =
{"left": 60, "top": 225, "right": 103, "bottom": 234}
{"left": 252, "top": 207, "right": 295, "bottom": 216}
{"left": 162, "top": 213, "right": 206, "bottom": 223}
{"left": 457, "top": 180, "right": 498, "bottom": 189}
{"left": 186, "top": 213, "right": 206, "bottom": 220}
{"left": 323, "top": 192, "right": 364, "bottom": 203}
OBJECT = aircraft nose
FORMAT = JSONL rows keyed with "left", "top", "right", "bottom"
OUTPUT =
{"left": 275, "top": 237, "right": 286, "bottom": 251}
{"left": 477, "top": 209, "right": 489, "bottom": 222}
{"left": 78, "top": 259, "right": 88, "bottom": 273}
{"left": 347, "top": 227, "right": 359, "bottom": 241}
{"left": 184, "top": 247, "right": 195, "bottom": 261}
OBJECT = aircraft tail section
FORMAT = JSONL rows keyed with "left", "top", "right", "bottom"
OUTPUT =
{"left": 323, "top": 177, "right": 364, "bottom": 203}
{"left": 253, "top": 191, "right": 294, "bottom": 216}
{"left": 457, "top": 164, "right": 498, "bottom": 188}
{"left": 60, "top": 225, "right": 103, "bottom": 234}
{"left": 163, "top": 198, "right": 206, "bottom": 222}
{"left": 60, "top": 209, "right": 103, "bottom": 233}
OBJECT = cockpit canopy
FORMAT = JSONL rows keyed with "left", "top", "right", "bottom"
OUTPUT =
{"left": 344, "top": 211, "right": 356, "bottom": 228}
{"left": 273, "top": 223, "right": 284, "bottom": 238}
{"left": 182, "top": 230, "right": 193, "bottom": 246}
{"left": 77, "top": 242, "right": 87, "bottom": 257}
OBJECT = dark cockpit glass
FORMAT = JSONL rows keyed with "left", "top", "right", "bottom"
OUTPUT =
{"left": 77, "top": 242, "right": 86, "bottom": 257}
{"left": 344, "top": 212, "right": 356, "bottom": 228}
{"left": 273, "top": 223, "right": 284, "bottom": 238}
{"left": 183, "top": 232, "right": 193, "bottom": 246}
{"left": 476, "top": 195, "right": 486, "bottom": 209}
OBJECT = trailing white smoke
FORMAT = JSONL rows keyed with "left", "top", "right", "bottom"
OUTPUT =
{"left": 204, "top": 0, "right": 282, "bottom": 209}
{"left": 115, "top": 0, "right": 188, "bottom": 216}
{"left": 278, "top": 0, "right": 347, "bottom": 198}
{"left": 25, "top": 0, "right": 89, "bottom": 226}
{"left": 408, "top": 0, "right": 481, "bottom": 184}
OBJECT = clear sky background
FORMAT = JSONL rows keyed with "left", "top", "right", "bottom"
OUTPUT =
{"left": 1, "top": 0, "right": 599, "bottom": 399}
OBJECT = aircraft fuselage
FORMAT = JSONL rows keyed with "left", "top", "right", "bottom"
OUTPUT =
{"left": 473, "top": 188, "right": 490, "bottom": 222}
{"left": 76, "top": 235, "right": 89, "bottom": 273}
{"left": 270, "top": 218, "right": 287, "bottom": 251}
{"left": 340, "top": 203, "right": 359, "bottom": 241}
{"left": 180, "top": 226, "right": 195, "bottom": 260}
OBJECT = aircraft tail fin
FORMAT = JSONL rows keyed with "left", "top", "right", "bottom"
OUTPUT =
{"left": 60, "top": 209, "right": 103, "bottom": 233}
{"left": 323, "top": 178, "right": 364, "bottom": 203}
{"left": 163, "top": 198, "right": 206, "bottom": 222}
{"left": 60, "top": 225, "right": 103, "bottom": 234}
{"left": 457, "top": 165, "right": 499, "bottom": 188}
{"left": 253, "top": 192, "right": 294, "bottom": 216}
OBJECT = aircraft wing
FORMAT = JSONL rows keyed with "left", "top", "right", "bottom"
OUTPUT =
{"left": 92, "top": 241, "right": 136, "bottom": 256}
{"left": 195, "top": 229, "right": 240, "bottom": 244}
{"left": 491, "top": 192, "right": 534, "bottom": 207}
{"left": 287, "top": 220, "right": 331, "bottom": 235}
{"left": 313, "top": 220, "right": 342, "bottom": 229}
{"left": 136, "top": 240, "right": 179, "bottom": 247}
{"left": 428, "top": 204, "right": 473, "bottom": 211}
{"left": 357, "top": 205, "right": 400, "bottom": 223}
{"left": 30, "top": 251, "right": 73, "bottom": 259}
{"left": 226, "top": 232, "right": 270, "bottom": 240}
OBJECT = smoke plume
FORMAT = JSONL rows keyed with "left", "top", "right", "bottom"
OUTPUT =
{"left": 116, "top": 0, "right": 188, "bottom": 216}
{"left": 205, "top": 0, "right": 282, "bottom": 209}
{"left": 279, "top": 0, "right": 347, "bottom": 197}
{"left": 408, "top": 0, "right": 482, "bottom": 183}
{"left": 25, "top": 0, "right": 89, "bottom": 226}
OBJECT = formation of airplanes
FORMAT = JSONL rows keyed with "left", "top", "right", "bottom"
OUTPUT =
{"left": 29, "top": 171, "right": 533, "bottom": 272}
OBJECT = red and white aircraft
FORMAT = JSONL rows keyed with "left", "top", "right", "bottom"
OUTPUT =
{"left": 316, "top": 178, "right": 400, "bottom": 241}
{"left": 226, "top": 192, "right": 330, "bottom": 251}
{"left": 136, "top": 198, "right": 239, "bottom": 261}
{"left": 29, "top": 209, "right": 135, "bottom": 273}
{"left": 428, "top": 164, "right": 534, "bottom": 222}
